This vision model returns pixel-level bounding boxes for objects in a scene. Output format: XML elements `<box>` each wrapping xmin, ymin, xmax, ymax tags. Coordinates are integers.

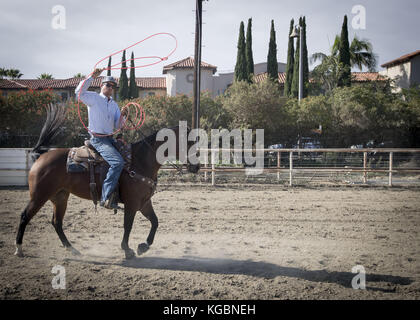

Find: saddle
<box><xmin>66</xmin><ymin>138</ymin><xmax>132</xmax><ymax>209</ymax></box>
<box><xmin>67</xmin><ymin>140</ymin><xmax>104</xmax><ymax>170</ymax></box>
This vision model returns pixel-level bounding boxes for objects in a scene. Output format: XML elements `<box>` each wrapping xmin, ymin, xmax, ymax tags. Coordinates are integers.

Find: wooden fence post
<box><xmin>211</xmin><ymin>151</ymin><xmax>215</xmax><ymax>186</ymax></box>
<box><xmin>363</xmin><ymin>152</ymin><xmax>367</xmax><ymax>184</ymax></box>
<box><xmin>25</xmin><ymin>149</ymin><xmax>30</xmax><ymax>186</ymax></box>
<box><xmin>389</xmin><ymin>152</ymin><xmax>393</xmax><ymax>187</ymax></box>
<box><xmin>289</xmin><ymin>151</ymin><xmax>293</xmax><ymax>186</ymax></box>
<box><xmin>204</xmin><ymin>151</ymin><xmax>207</xmax><ymax>181</ymax></box>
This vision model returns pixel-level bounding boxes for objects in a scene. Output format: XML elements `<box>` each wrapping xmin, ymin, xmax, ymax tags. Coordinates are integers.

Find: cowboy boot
<box><xmin>104</xmin><ymin>191</ymin><xmax>119</xmax><ymax>210</ymax></box>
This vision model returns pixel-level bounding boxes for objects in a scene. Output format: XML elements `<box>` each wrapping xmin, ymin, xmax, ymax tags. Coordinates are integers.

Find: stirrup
<box><xmin>100</xmin><ymin>199</ymin><xmax>118</xmax><ymax>210</ymax></box>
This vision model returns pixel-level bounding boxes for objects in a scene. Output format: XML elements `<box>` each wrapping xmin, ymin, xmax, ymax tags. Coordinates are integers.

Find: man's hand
<box><xmin>92</xmin><ymin>68</ymin><xmax>105</xmax><ymax>79</ymax></box>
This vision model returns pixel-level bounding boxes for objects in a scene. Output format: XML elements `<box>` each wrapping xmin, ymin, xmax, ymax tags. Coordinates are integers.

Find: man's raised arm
<box><xmin>74</xmin><ymin>68</ymin><xmax>104</xmax><ymax>106</ymax></box>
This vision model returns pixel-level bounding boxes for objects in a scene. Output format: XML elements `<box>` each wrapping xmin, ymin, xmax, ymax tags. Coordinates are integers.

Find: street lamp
<box><xmin>290</xmin><ymin>24</ymin><xmax>303</xmax><ymax>101</ymax></box>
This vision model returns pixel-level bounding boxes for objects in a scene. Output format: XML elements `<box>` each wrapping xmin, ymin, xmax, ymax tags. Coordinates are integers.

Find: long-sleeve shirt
<box><xmin>75</xmin><ymin>77</ymin><xmax>121</xmax><ymax>135</ymax></box>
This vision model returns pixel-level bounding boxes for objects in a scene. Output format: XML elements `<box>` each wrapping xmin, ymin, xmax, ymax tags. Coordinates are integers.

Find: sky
<box><xmin>1</xmin><ymin>0</ymin><xmax>419</xmax><ymax>79</ymax></box>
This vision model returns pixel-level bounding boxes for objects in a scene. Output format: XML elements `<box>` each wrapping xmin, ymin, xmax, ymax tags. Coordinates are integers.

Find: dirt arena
<box><xmin>0</xmin><ymin>185</ymin><xmax>419</xmax><ymax>300</ymax></box>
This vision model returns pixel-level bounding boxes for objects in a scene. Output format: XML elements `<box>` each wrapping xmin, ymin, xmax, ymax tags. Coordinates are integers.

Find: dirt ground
<box><xmin>0</xmin><ymin>184</ymin><xmax>419</xmax><ymax>300</ymax></box>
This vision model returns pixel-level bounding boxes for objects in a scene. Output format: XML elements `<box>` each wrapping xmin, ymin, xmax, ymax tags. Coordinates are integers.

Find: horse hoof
<box><xmin>14</xmin><ymin>244</ymin><xmax>24</xmax><ymax>257</ymax></box>
<box><xmin>124</xmin><ymin>249</ymin><xmax>135</xmax><ymax>260</ymax></box>
<box><xmin>137</xmin><ymin>243</ymin><xmax>149</xmax><ymax>256</ymax></box>
<box><xmin>68</xmin><ymin>247</ymin><xmax>81</xmax><ymax>256</ymax></box>
<box><xmin>14</xmin><ymin>249</ymin><xmax>24</xmax><ymax>257</ymax></box>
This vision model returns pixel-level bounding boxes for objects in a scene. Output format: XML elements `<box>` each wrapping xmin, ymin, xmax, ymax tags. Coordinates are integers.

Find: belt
<box><xmin>90</xmin><ymin>132</ymin><xmax>110</xmax><ymax>137</ymax></box>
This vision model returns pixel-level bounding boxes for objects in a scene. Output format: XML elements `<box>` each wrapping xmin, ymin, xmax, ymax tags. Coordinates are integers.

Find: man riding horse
<box><xmin>75</xmin><ymin>68</ymin><xmax>126</xmax><ymax>210</ymax></box>
<box><xmin>14</xmin><ymin>57</ymin><xmax>201</xmax><ymax>258</ymax></box>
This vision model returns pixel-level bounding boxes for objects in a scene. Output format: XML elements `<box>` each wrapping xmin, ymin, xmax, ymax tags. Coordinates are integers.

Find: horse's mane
<box><xmin>132</xmin><ymin>130</ymin><xmax>158</xmax><ymax>149</ymax></box>
<box><xmin>132</xmin><ymin>125</ymin><xmax>181</xmax><ymax>153</ymax></box>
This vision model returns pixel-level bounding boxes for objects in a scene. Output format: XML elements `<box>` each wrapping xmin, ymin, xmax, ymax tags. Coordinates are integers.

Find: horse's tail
<box><xmin>31</xmin><ymin>103</ymin><xmax>67</xmax><ymax>160</ymax></box>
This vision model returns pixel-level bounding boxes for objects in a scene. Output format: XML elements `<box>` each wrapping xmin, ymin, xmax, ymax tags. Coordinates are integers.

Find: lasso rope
<box><xmin>76</xmin><ymin>32</ymin><xmax>177</xmax><ymax>137</ymax></box>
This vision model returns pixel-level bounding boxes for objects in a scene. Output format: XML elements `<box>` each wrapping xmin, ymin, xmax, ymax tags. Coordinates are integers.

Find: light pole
<box><xmin>289</xmin><ymin>24</ymin><xmax>303</xmax><ymax>101</ymax></box>
<box><xmin>192</xmin><ymin>0</ymin><xmax>203</xmax><ymax>131</ymax></box>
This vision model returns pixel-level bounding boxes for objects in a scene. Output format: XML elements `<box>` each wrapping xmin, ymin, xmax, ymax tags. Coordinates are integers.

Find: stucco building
<box><xmin>380</xmin><ymin>50</ymin><xmax>420</xmax><ymax>92</ymax></box>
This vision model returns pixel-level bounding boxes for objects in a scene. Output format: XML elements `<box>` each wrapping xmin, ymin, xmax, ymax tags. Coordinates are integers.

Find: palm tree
<box><xmin>38</xmin><ymin>73</ymin><xmax>54</xmax><ymax>79</ymax></box>
<box><xmin>0</xmin><ymin>68</ymin><xmax>7</xmax><ymax>79</ymax></box>
<box><xmin>311</xmin><ymin>55</ymin><xmax>346</xmax><ymax>92</ymax></box>
<box><xmin>73</xmin><ymin>73</ymin><xmax>85</xmax><ymax>78</ymax></box>
<box><xmin>311</xmin><ymin>35</ymin><xmax>377</xmax><ymax>71</ymax></box>
<box><xmin>348</xmin><ymin>36</ymin><xmax>377</xmax><ymax>71</ymax></box>
<box><xmin>6</xmin><ymin>69</ymin><xmax>23</xmax><ymax>79</ymax></box>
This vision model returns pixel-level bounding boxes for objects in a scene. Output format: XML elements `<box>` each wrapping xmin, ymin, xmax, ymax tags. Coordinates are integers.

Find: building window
<box><xmin>186</xmin><ymin>73</ymin><xmax>194</xmax><ymax>83</ymax></box>
<box><xmin>60</xmin><ymin>92</ymin><xmax>68</xmax><ymax>101</ymax></box>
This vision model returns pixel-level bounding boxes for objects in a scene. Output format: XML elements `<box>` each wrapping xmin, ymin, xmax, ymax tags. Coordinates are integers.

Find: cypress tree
<box><xmin>291</xmin><ymin>17</ymin><xmax>302</xmax><ymax>98</ymax></box>
<box><xmin>107</xmin><ymin>56</ymin><xmax>112</xmax><ymax>76</ymax></box>
<box><xmin>267</xmin><ymin>20</ymin><xmax>278</xmax><ymax>82</ymax></box>
<box><xmin>338</xmin><ymin>15</ymin><xmax>351</xmax><ymax>87</ymax></box>
<box><xmin>301</xmin><ymin>16</ymin><xmax>309</xmax><ymax>97</ymax></box>
<box><xmin>118</xmin><ymin>50</ymin><xmax>129</xmax><ymax>101</ymax></box>
<box><xmin>245</xmin><ymin>18</ymin><xmax>254</xmax><ymax>82</ymax></box>
<box><xmin>284</xmin><ymin>18</ymin><xmax>295</xmax><ymax>97</ymax></box>
<box><xmin>129</xmin><ymin>52</ymin><xmax>139</xmax><ymax>99</ymax></box>
<box><xmin>234</xmin><ymin>21</ymin><xmax>248</xmax><ymax>82</ymax></box>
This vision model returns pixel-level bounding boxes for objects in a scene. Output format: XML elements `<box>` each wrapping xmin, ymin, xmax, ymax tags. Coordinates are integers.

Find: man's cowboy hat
<box><xmin>101</xmin><ymin>76</ymin><xmax>117</xmax><ymax>86</ymax></box>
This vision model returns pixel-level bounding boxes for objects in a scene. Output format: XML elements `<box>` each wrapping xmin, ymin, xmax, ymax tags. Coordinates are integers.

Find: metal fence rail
<box><xmin>196</xmin><ymin>148</ymin><xmax>420</xmax><ymax>187</ymax></box>
<box><xmin>1</xmin><ymin>148</ymin><xmax>420</xmax><ymax>187</ymax></box>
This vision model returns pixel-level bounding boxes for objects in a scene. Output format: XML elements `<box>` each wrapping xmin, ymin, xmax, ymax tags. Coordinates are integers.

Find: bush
<box><xmin>119</xmin><ymin>94</ymin><xmax>192</xmax><ymax>143</ymax></box>
<box><xmin>0</xmin><ymin>89</ymin><xmax>61</xmax><ymax>147</ymax></box>
<box><xmin>1</xmin><ymin>84</ymin><xmax>419</xmax><ymax>149</ymax></box>
<box><xmin>220</xmin><ymin>79</ymin><xmax>291</xmax><ymax>146</ymax></box>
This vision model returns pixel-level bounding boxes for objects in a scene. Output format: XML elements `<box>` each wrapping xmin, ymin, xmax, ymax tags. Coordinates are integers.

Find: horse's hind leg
<box><xmin>15</xmin><ymin>196</ymin><xmax>49</xmax><ymax>257</ymax></box>
<box><xmin>137</xmin><ymin>200</ymin><xmax>158</xmax><ymax>256</ymax></box>
<box><xmin>50</xmin><ymin>190</ymin><xmax>80</xmax><ymax>256</ymax></box>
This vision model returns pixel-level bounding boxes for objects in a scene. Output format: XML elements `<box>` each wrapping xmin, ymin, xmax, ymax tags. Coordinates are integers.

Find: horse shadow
<box><xmin>115</xmin><ymin>255</ymin><xmax>413</xmax><ymax>292</ymax></box>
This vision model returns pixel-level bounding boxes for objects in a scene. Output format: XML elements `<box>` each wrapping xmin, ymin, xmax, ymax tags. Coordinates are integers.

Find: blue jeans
<box><xmin>89</xmin><ymin>136</ymin><xmax>124</xmax><ymax>202</ymax></box>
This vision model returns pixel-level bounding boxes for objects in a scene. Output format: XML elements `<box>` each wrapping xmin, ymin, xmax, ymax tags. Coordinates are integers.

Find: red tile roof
<box><xmin>0</xmin><ymin>79</ymin><xmax>27</xmax><ymax>89</ymax></box>
<box><xmin>0</xmin><ymin>79</ymin><xmax>59</xmax><ymax>89</ymax></box>
<box><xmin>253</xmin><ymin>72</ymin><xmax>385</xmax><ymax>84</ymax></box>
<box><xmin>351</xmin><ymin>72</ymin><xmax>386</xmax><ymax>82</ymax></box>
<box><xmin>135</xmin><ymin>77</ymin><xmax>166</xmax><ymax>89</ymax></box>
<box><xmin>0</xmin><ymin>77</ymin><xmax>166</xmax><ymax>90</ymax></box>
<box><xmin>254</xmin><ymin>72</ymin><xmax>286</xmax><ymax>84</ymax></box>
<box><xmin>163</xmin><ymin>57</ymin><xmax>217</xmax><ymax>74</ymax></box>
<box><xmin>0</xmin><ymin>72</ymin><xmax>385</xmax><ymax>92</ymax></box>
<box><xmin>50</xmin><ymin>78</ymin><xmax>94</xmax><ymax>88</ymax></box>
<box><xmin>381</xmin><ymin>50</ymin><xmax>420</xmax><ymax>68</ymax></box>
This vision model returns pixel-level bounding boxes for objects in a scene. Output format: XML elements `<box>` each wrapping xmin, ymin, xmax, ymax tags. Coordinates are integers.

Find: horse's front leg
<box><xmin>138</xmin><ymin>200</ymin><xmax>158</xmax><ymax>256</ymax></box>
<box><xmin>121</xmin><ymin>205</ymin><xmax>137</xmax><ymax>259</ymax></box>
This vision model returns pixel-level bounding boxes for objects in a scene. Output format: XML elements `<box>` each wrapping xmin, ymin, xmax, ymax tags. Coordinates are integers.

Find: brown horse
<box><xmin>15</xmin><ymin>104</ymin><xmax>199</xmax><ymax>259</ymax></box>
